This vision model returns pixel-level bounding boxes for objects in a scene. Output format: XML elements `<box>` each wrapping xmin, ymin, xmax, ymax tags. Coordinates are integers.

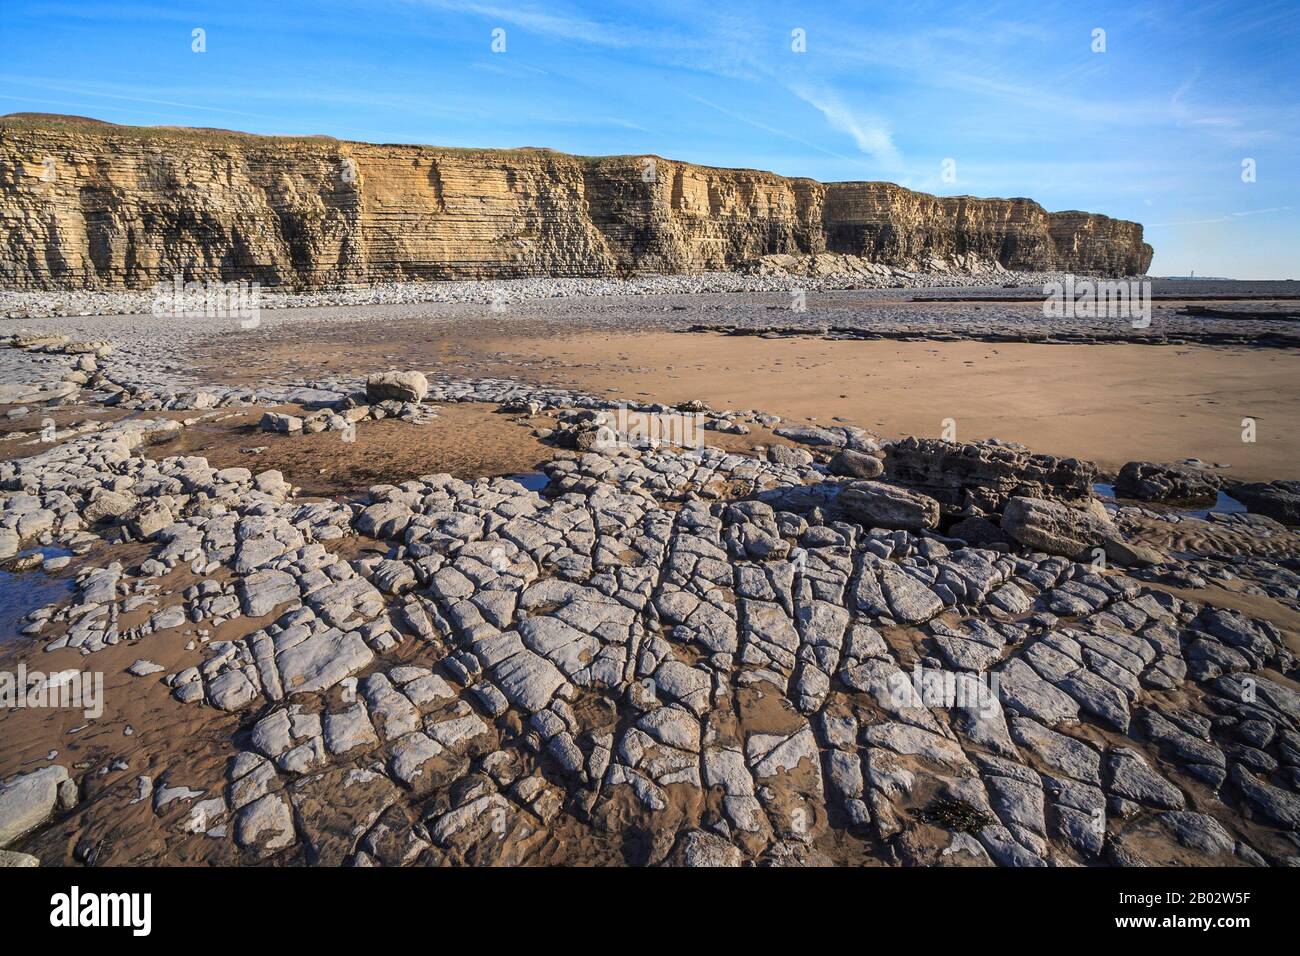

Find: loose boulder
<box><xmin>838</xmin><ymin>481</ymin><xmax>940</xmax><ymax>531</ymax></box>
<box><xmin>830</xmin><ymin>449</ymin><xmax>885</xmax><ymax>479</ymax></box>
<box><xmin>260</xmin><ymin>412</ymin><xmax>302</xmax><ymax>434</ymax></box>
<box><xmin>1115</xmin><ymin>461</ymin><xmax>1219</xmax><ymax>504</ymax></box>
<box><xmin>1001</xmin><ymin>496</ymin><xmax>1116</xmax><ymax>560</ymax></box>
<box><xmin>0</xmin><ymin>766</ymin><xmax>71</xmax><ymax>847</ymax></box>
<box><xmin>665</xmin><ymin>829</ymin><xmax>743</xmax><ymax>867</ymax></box>
<box><xmin>1225</xmin><ymin>481</ymin><xmax>1300</xmax><ymax>525</ymax></box>
<box><xmin>884</xmin><ymin>437</ymin><xmax>1095</xmax><ymax>516</ymax></box>
<box><xmin>1002</xmin><ymin>496</ymin><xmax>1164</xmax><ymax>566</ymax></box>
<box><xmin>366</xmin><ymin>371</ymin><xmax>428</xmax><ymax>404</ymax></box>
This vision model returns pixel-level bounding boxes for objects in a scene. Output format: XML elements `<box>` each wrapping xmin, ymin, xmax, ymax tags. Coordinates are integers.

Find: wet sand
<box><xmin>4</xmin><ymin>292</ymin><xmax>1298</xmax><ymax>868</ymax></box>
<box><xmin>197</xmin><ymin>320</ymin><xmax>1300</xmax><ymax>482</ymax></box>
<box><xmin>473</xmin><ymin>333</ymin><xmax>1297</xmax><ymax>479</ymax></box>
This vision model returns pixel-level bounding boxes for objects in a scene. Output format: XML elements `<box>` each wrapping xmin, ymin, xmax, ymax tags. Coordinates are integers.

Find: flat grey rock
<box><xmin>0</xmin><ymin>766</ymin><xmax>69</xmax><ymax>847</ymax></box>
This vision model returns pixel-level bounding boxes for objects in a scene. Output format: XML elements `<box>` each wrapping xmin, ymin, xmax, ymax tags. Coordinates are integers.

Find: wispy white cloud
<box><xmin>677</xmin><ymin>91</ymin><xmax>875</xmax><ymax>172</ymax></box>
<box><xmin>405</xmin><ymin>0</ymin><xmax>631</xmax><ymax>47</ymax></box>
<box><xmin>1169</xmin><ymin>72</ymin><xmax>1245</xmax><ymax>134</ymax></box>
<box><xmin>1146</xmin><ymin>206</ymin><xmax>1292</xmax><ymax>227</ymax></box>
<box><xmin>788</xmin><ymin>84</ymin><xmax>902</xmax><ymax>170</ymax></box>
<box><xmin>0</xmin><ymin>74</ymin><xmax>278</xmax><ymax>121</ymax></box>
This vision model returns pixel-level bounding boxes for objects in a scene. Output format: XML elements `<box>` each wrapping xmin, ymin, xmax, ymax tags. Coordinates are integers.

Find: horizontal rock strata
<box><xmin>884</xmin><ymin>437</ymin><xmax>1096</xmax><ymax>518</ymax></box>
<box><xmin>0</xmin><ymin>114</ymin><xmax>1152</xmax><ymax>290</ymax></box>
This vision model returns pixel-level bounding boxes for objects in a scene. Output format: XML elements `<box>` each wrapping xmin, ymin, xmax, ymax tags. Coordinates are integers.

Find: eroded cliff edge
<box><xmin>0</xmin><ymin>114</ymin><xmax>1153</xmax><ymax>290</ymax></box>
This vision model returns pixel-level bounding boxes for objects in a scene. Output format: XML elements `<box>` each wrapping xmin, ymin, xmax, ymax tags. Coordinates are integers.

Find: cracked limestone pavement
<box><xmin>1</xmin><ymin>329</ymin><xmax>1298</xmax><ymax>868</ymax></box>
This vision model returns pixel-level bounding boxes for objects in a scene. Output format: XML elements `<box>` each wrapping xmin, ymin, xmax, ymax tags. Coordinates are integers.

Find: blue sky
<box><xmin>2</xmin><ymin>1</ymin><xmax>1297</xmax><ymax>277</ymax></box>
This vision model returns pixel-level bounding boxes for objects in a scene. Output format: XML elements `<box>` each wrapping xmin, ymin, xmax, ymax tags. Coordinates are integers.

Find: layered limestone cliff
<box><xmin>0</xmin><ymin>114</ymin><xmax>1152</xmax><ymax>290</ymax></box>
<box><xmin>823</xmin><ymin>183</ymin><xmax>1151</xmax><ymax>276</ymax></box>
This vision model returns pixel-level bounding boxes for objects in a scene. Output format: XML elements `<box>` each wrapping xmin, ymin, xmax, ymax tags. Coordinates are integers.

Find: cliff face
<box><xmin>822</xmin><ymin>183</ymin><xmax>1151</xmax><ymax>276</ymax></box>
<box><xmin>0</xmin><ymin>115</ymin><xmax>1152</xmax><ymax>290</ymax></box>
